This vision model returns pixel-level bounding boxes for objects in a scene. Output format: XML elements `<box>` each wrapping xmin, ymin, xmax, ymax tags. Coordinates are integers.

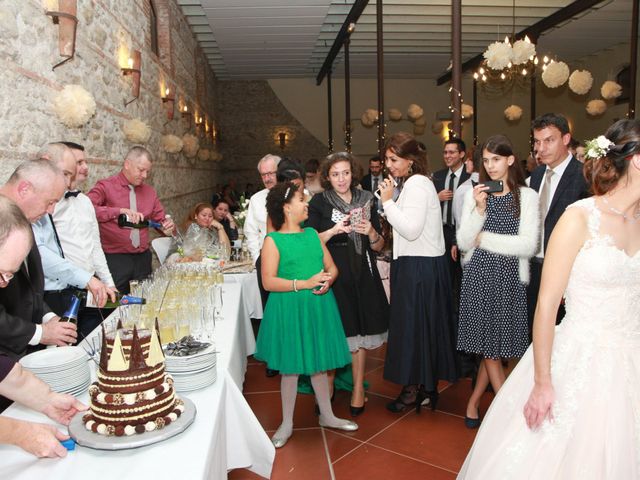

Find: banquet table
<box><xmin>0</xmin><ymin>283</ymin><xmax>275</xmax><ymax>480</ymax></box>
<box><xmin>223</xmin><ymin>270</ymin><xmax>263</xmax><ymax>320</ymax></box>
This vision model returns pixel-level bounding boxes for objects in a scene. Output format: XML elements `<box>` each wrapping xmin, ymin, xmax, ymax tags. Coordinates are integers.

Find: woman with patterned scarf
<box><xmin>307</xmin><ymin>152</ymin><xmax>389</xmax><ymax>416</ymax></box>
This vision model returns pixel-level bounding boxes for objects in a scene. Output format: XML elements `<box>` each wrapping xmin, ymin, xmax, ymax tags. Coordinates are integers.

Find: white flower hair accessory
<box><xmin>584</xmin><ymin>135</ymin><xmax>614</xmax><ymax>160</ymax></box>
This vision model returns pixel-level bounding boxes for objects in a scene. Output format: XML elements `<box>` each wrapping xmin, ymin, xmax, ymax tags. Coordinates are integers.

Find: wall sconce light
<box><xmin>45</xmin><ymin>0</ymin><xmax>78</xmax><ymax>70</ymax></box>
<box><xmin>278</xmin><ymin>131</ymin><xmax>288</xmax><ymax>150</ymax></box>
<box><xmin>122</xmin><ymin>50</ymin><xmax>141</xmax><ymax>107</ymax></box>
<box><xmin>161</xmin><ymin>85</ymin><xmax>175</xmax><ymax>121</ymax></box>
<box><xmin>181</xmin><ymin>103</ymin><xmax>191</xmax><ymax>128</ymax></box>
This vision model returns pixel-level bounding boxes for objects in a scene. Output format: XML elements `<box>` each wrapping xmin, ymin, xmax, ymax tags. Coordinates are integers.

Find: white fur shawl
<box><xmin>457</xmin><ymin>186</ymin><xmax>540</xmax><ymax>284</ymax></box>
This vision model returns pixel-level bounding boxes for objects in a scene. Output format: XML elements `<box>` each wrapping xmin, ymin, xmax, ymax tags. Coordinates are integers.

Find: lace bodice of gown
<box><xmin>562</xmin><ymin>198</ymin><xmax>640</xmax><ymax>344</ymax></box>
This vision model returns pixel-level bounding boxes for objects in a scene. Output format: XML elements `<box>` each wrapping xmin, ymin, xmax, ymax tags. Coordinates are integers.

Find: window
<box><xmin>150</xmin><ymin>0</ymin><xmax>159</xmax><ymax>57</ymax></box>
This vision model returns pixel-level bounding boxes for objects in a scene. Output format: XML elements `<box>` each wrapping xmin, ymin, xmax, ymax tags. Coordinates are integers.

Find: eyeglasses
<box><xmin>0</xmin><ymin>272</ymin><xmax>14</xmax><ymax>283</ymax></box>
<box><xmin>260</xmin><ymin>171</ymin><xmax>277</xmax><ymax>178</ymax></box>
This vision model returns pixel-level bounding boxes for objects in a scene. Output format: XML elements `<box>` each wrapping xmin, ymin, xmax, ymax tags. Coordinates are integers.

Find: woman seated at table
<box><xmin>167</xmin><ymin>202</ymin><xmax>230</xmax><ymax>263</ymax></box>
<box><xmin>254</xmin><ymin>182</ymin><xmax>357</xmax><ymax>448</ymax></box>
<box><xmin>212</xmin><ymin>199</ymin><xmax>239</xmax><ymax>242</ymax></box>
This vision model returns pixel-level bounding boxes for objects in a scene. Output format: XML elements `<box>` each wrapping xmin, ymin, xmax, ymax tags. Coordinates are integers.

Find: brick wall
<box><xmin>0</xmin><ymin>0</ymin><xmax>220</xmax><ymax>224</ymax></box>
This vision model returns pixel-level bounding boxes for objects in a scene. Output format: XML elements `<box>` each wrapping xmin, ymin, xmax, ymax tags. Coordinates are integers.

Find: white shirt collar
<box><xmin>546</xmin><ymin>152</ymin><xmax>572</xmax><ymax>177</ymax></box>
<box><xmin>449</xmin><ymin>163</ymin><xmax>464</xmax><ymax>178</ymax></box>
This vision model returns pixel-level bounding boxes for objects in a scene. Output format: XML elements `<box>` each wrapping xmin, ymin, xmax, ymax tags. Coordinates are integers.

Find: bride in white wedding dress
<box><xmin>458</xmin><ymin>118</ymin><xmax>640</xmax><ymax>479</ymax></box>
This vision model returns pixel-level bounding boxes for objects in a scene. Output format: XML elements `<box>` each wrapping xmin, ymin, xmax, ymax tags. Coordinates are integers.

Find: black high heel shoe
<box><xmin>424</xmin><ymin>390</ymin><xmax>439</xmax><ymax>412</ymax></box>
<box><xmin>386</xmin><ymin>385</ymin><xmax>423</xmax><ymax>413</ymax></box>
<box><xmin>350</xmin><ymin>404</ymin><xmax>365</xmax><ymax>417</ymax></box>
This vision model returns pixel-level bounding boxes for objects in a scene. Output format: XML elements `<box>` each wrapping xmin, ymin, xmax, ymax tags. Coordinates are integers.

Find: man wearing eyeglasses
<box><xmin>0</xmin><ymin>159</ymin><xmax>75</xmax><ymax>359</ymax></box>
<box><xmin>244</xmin><ymin>153</ymin><xmax>281</xmax><ymax>377</ymax></box>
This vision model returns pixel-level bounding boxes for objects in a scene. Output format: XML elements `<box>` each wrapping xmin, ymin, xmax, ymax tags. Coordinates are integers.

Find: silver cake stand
<box><xmin>68</xmin><ymin>397</ymin><xmax>196</xmax><ymax>450</ymax></box>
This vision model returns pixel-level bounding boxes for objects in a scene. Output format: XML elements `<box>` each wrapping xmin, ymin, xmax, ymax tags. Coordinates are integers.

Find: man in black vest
<box><xmin>528</xmin><ymin>113</ymin><xmax>589</xmax><ymax>327</ymax></box>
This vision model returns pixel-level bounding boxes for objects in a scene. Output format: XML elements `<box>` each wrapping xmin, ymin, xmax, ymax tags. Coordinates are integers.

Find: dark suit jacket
<box><xmin>529</xmin><ymin>157</ymin><xmax>590</xmax><ymax>253</ymax></box>
<box><xmin>360</xmin><ymin>173</ymin><xmax>382</xmax><ymax>192</ymax></box>
<box><xmin>0</xmin><ymin>243</ymin><xmax>50</xmax><ymax>359</ymax></box>
<box><xmin>432</xmin><ymin>167</ymin><xmax>471</xmax><ymax>197</ymax></box>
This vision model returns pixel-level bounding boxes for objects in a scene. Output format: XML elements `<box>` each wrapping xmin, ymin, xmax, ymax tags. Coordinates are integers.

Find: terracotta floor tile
<box><xmin>364</xmin><ymin>365</ymin><xmax>403</xmax><ymax>399</ymax></box>
<box><xmin>332</xmin><ymin>443</ymin><xmax>456</xmax><ymax>480</ymax></box>
<box><xmin>269</xmin><ymin>429</ymin><xmax>332</xmax><ymax>479</ymax></box>
<box><xmin>245</xmin><ymin>391</ymin><xmax>320</xmax><ymax>432</ymax></box>
<box><xmin>228</xmin><ymin>468</ymin><xmax>264</xmax><ymax>479</ymax></box>
<box><xmin>326</xmin><ymin>393</ymin><xmax>411</xmax><ymax>443</ymax></box>
<box><xmin>242</xmin><ymin>363</ymin><xmax>282</xmax><ymax>393</ymax></box>
<box><xmin>368</xmin><ymin>344</ymin><xmax>387</xmax><ymax>361</ymax></box>
<box><xmin>364</xmin><ymin>355</ymin><xmax>385</xmax><ymax>374</ymax></box>
<box><xmin>437</xmin><ymin>378</ymin><xmax>495</xmax><ymax>418</ymax></box>
<box><xmin>368</xmin><ymin>410</ymin><xmax>477</xmax><ymax>472</ymax></box>
<box><xmin>323</xmin><ymin>430</ymin><xmax>364</xmax><ymax>462</ymax></box>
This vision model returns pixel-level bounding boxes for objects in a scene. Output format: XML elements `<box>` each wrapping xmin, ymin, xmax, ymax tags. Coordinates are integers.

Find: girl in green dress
<box><xmin>255</xmin><ymin>182</ymin><xmax>357</xmax><ymax>448</ymax></box>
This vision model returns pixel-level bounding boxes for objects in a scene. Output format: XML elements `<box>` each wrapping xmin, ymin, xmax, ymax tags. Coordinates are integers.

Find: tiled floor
<box><xmin>229</xmin><ymin>346</ymin><xmax>495</xmax><ymax>480</ymax></box>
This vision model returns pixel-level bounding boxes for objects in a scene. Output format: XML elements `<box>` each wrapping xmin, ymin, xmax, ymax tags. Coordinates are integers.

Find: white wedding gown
<box><xmin>458</xmin><ymin>198</ymin><xmax>640</xmax><ymax>479</ymax></box>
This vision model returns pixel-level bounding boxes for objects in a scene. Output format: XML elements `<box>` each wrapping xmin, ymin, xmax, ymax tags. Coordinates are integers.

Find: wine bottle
<box><xmin>103</xmin><ymin>293</ymin><xmax>147</xmax><ymax>309</ymax></box>
<box><xmin>61</xmin><ymin>295</ymin><xmax>81</xmax><ymax>325</ymax></box>
<box><xmin>117</xmin><ymin>214</ymin><xmax>162</xmax><ymax>229</ymax></box>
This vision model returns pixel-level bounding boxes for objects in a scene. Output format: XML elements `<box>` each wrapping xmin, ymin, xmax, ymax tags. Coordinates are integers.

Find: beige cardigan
<box><xmin>456</xmin><ymin>186</ymin><xmax>540</xmax><ymax>284</ymax></box>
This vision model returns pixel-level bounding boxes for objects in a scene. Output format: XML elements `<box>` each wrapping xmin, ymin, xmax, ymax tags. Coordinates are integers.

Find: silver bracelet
<box><xmin>293</xmin><ymin>279</ymin><xmax>298</xmax><ymax>292</ymax></box>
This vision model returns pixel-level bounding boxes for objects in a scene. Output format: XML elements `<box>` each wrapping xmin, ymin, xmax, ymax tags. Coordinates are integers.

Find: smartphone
<box><xmin>374</xmin><ymin>176</ymin><xmax>398</xmax><ymax>200</ymax></box>
<box><xmin>472</xmin><ymin>180</ymin><xmax>503</xmax><ymax>193</ymax></box>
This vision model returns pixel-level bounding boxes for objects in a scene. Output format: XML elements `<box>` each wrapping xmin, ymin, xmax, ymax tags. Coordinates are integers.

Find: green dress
<box><xmin>254</xmin><ymin>228</ymin><xmax>351</xmax><ymax>375</ymax></box>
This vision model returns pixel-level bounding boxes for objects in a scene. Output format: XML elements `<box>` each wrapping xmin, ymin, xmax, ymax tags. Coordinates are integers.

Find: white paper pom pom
<box><xmin>198</xmin><ymin>148</ymin><xmax>210</xmax><ymax>161</ymax></box>
<box><xmin>360</xmin><ymin>112</ymin><xmax>374</xmax><ymax>128</ymax></box>
<box><xmin>182</xmin><ymin>133</ymin><xmax>199</xmax><ymax>158</ymax></box>
<box><xmin>504</xmin><ymin>105</ymin><xmax>523</xmax><ymax>121</ymax></box>
<box><xmin>52</xmin><ymin>84</ymin><xmax>96</xmax><ymax>128</ymax></box>
<box><xmin>542</xmin><ymin>61</ymin><xmax>570</xmax><ymax>88</ymax></box>
<box><xmin>511</xmin><ymin>39</ymin><xmax>536</xmax><ymax>65</ymax></box>
<box><xmin>586</xmin><ymin>99</ymin><xmax>607</xmax><ymax>116</ymax></box>
<box><xmin>600</xmin><ymin>80</ymin><xmax>622</xmax><ymax>100</ymax></box>
<box><xmin>388</xmin><ymin>108</ymin><xmax>402</xmax><ymax>121</ymax></box>
<box><xmin>407</xmin><ymin>104</ymin><xmax>424</xmax><ymax>121</ymax></box>
<box><xmin>431</xmin><ymin>121</ymin><xmax>444</xmax><ymax>135</ymax></box>
<box><xmin>123</xmin><ymin>119</ymin><xmax>151</xmax><ymax>144</ymax></box>
<box><xmin>483</xmin><ymin>41</ymin><xmax>513</xmax><ymax>70</ymax></box>
<box><xmin>365</xmin><ymin>108</ymin><xmax>378</xmax><ymax>123</ymax></box>
<box><xmin>568</xmin><ymin>70</ymin><xmax>594</xmax><ymax>95</ymax></box>
<box><xmin>413</xmin><ymin>125</ymin><xmax>426</xmax><ymax>136</ymax></box>
<box><xmin>414</xmin><ymin>116</ymin><xmax>426</xmax><ymax>127</ymax></box>
<box><xmin>161</xmin><ymin>134</ymin><xmax>183</xmax><ymax>153</ymax></box>
<box><xmin>461</xmin><ymin>103</ymin><xmax>474</xmax><ymax>119</ymax></box>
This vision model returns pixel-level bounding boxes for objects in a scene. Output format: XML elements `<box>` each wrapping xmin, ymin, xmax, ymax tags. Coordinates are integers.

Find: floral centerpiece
<box><xmin>233</xmin><ymin>195</ymin><xmax>250</xmax><ymax>234</ymax></box>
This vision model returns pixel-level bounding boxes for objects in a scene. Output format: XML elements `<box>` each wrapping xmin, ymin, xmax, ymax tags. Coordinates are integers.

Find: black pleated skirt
<box><xmin>383</xmin><ymin>255</ymin><xmax>459</xmax><ymax>389</ymax></box>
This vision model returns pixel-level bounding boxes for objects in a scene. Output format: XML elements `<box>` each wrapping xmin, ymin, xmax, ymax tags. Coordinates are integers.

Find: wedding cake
<box><xmin>83</xmin><ymin>321</ymin><xmax>184</xmax><ymax>436</ymax></box>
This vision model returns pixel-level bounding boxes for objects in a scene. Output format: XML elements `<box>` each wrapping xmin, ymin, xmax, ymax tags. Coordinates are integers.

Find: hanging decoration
<box><xmin>568</xmin><ymin>70</ymin><xmax>594</xmax><ymax>95</ymax></box>
<box><xmin>601</xmin><ymin>80</ymin><xmax>622</xmax><ymax>100</ymax></box>
<box><xmin>586</xmin><ymin>99</ymin><xmax>607</xmax><ymax>116</ymax></box>
<box><xmin>52</xmin><ymin>84</ymin><xmax>96</xmax><ymax>128</ymax></box>
<box><xmin>123</xmin><ymin>119</ymin><xmax>151</xmax><ymax>144</ymax></box>
<box><xmin>182</xmin><ymin>133</ymin><xmax>199</xmax><ymax>158</ymax></box>
<box><xmin>160</xmin><ymin>134</ymin><xmax>183</xmax><ymax>153</ymax></box>
<box><xmin>504</xmin><ymin>104</ymin><xmax>523</xmax><ymax>121</ymax></box>
<box><xmin>388</xmin><ymin>108</ymin><xmax>403</xmax><ymax>121</ymax></box>
<box><xmin>407</xmin><ymin>104</ymin><xmax>424</xmax><ymax>121</ymax></box>
<box><xmin>197</xmin><ymin>148</ymin><xmax>210</xmax><ymax>161</ymax></box>
<box><xmin>431</xmin><ymin>121</ymin><xmax>444</xmax><ymax>135</ymax></box>
<box><xmin>461</xmin><ymin>103</ymin><xmax>474</xmax><ymax>119</ymax></box>
<box><xmin>541</xmin><ymin>61</ymin><xmax>570</xmax><ymax>88</ymax></box>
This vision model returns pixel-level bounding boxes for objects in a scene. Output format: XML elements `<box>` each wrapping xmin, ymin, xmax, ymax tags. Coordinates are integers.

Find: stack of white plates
<box><xmin>165</xmin><ymin>346</ymin><xmax>217</xmax><ymax>392</ymax></box>
<box><xmin>20</xmin><ymin>347</ymin><xmax>91</xmax><ymax>396</ymax></box>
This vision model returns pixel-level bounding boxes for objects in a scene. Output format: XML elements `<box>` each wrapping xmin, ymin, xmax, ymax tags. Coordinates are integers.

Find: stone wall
<box><xmin>0</xmin><ymin>0</ymin><xmax>220</xmax><ymax>224</ymax></box>
<box><xmin>215</xmin><ymin>80</ymin><xmax>327</xmax><ymax>187</ymax></box>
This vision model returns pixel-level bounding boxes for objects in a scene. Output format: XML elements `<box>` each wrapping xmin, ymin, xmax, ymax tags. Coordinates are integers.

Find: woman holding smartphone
<box><xmin>378</xmin><ymin>132</ymin><xmax>458</xmax><ymax>413</ymax></box>
<box><xmin>307</xmin><ymin>152</ymin><xmax>389</xmax><ymax>416</ymax></box>
<box><xmin>456</xmin><ymin>134</ymin><xmax>539</xmax><ymax>428</ymax></box>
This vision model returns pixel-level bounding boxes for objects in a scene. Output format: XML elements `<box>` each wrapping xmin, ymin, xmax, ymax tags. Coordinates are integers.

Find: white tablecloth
<box><xmin>224</xmin><ymin>271</ymin><xmax>263</xmax><ymax>320</ymax></box>
<box><xmin>0</xmin><ymin>283</ymin><xmax>274</xmax><ymax>480</ymax></box>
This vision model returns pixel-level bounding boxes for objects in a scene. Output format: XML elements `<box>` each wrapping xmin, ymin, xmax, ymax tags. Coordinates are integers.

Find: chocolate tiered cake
<box><xmin>83</xmin><ymin>321</ymin><xmax>184</xmax><ymax>436</ymax></box>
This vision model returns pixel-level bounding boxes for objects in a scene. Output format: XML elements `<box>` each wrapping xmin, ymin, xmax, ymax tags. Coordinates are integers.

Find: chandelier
<box><xmin>472</xmin><ymin>1</ymin><xmax>551</xmax><ymax>84</ymax></box>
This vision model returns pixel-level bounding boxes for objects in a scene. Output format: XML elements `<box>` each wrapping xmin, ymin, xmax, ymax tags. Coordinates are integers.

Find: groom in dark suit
<box><xmin>528</xmin><ymin>113</ymin><xmax>589</xmax><ymax>327</ymax></box>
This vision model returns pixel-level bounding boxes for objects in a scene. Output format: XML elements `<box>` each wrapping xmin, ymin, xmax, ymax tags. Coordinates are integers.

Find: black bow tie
<box><xmin>65</xmin><ymin>190</ymin><xmax>81</xmax><ymax>198</ymax></box>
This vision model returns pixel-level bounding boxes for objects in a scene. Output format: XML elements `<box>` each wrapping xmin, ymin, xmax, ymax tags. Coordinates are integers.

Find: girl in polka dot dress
<box><xmin>456</xmin><ymin>135</ymin><xmax>540</xmax><ymax>429</ymax></box>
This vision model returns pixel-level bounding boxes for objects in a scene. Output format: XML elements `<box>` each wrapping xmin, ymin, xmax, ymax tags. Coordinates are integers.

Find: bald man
<box><xmin>0</xmin><ymin>160</ymin><xmax>75</xmax><ymax>358</ymax></box>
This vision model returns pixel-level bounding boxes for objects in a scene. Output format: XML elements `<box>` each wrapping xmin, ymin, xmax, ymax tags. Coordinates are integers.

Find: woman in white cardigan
<box><xmin>456</xmin><ymin>134</ymin><xmax>539</xmax><ymax>429</ymax></box>
<box><xmin>378</xmin><ymin>132</ymin><xmax>458</xmax><ymax>413</ymax></box>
